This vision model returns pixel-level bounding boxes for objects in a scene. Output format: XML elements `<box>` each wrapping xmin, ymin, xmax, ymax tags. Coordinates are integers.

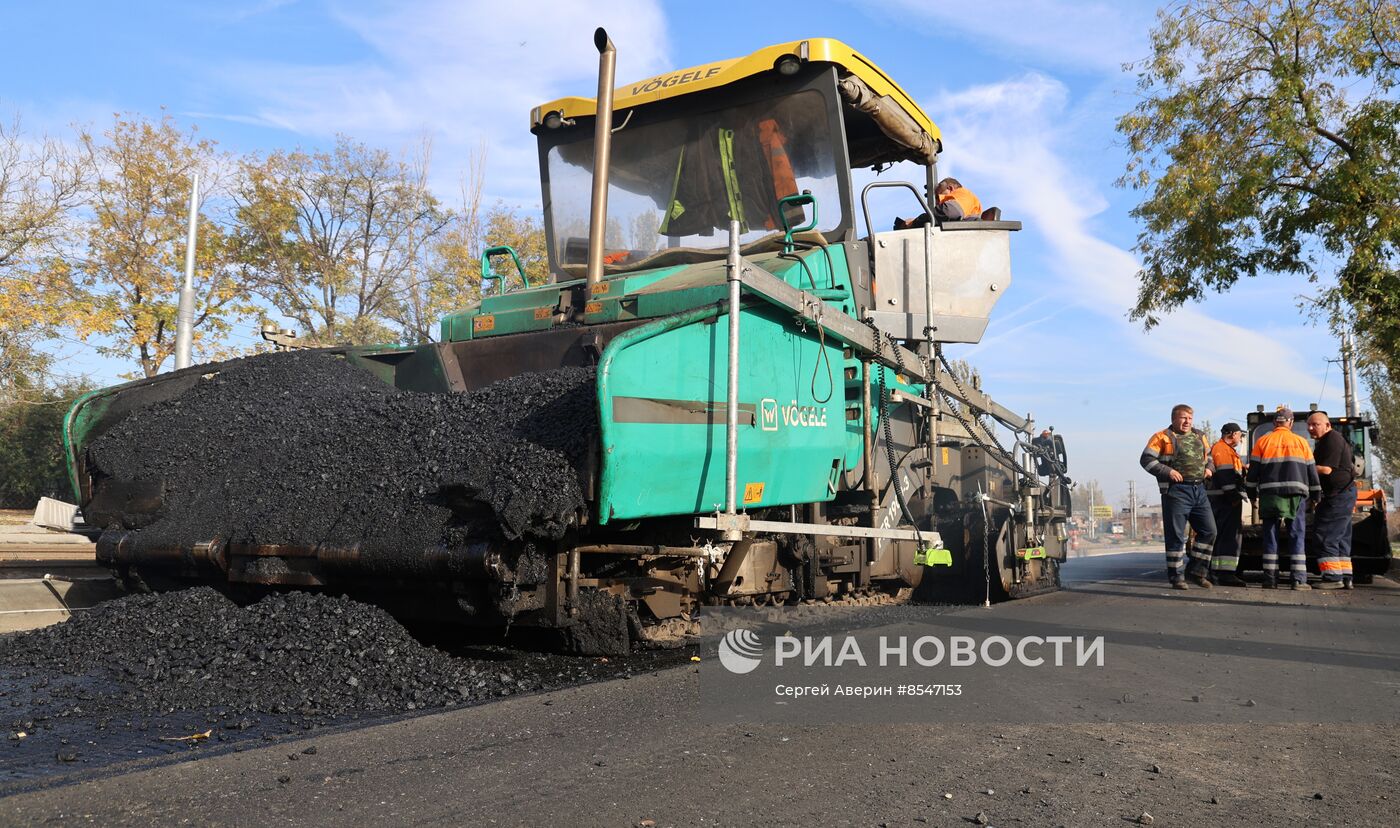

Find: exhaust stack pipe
<box><xmin>586</xmin><ymin>28</ymin><xmax>617</xmax><ymax>288</ymax></box>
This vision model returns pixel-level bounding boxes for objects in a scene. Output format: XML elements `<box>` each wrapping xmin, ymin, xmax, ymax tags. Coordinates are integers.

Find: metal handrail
<box><xmin>480</xmin><ymin>245</ymin><xmax>530</xmax><ymax>295</ymax></box>
<box><xmin>858</xmin><ymin>180</ymin><xmax>932</xmax><ymax>239</ymax></box>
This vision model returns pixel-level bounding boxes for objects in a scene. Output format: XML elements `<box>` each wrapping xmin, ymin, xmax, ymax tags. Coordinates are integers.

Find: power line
<box><xmin>1</xmin><ymin>392</ymin><xmax>88</xmax><ymax>407</ymax></box>
<box><xmin>1316</xmin><ymin>358</ymin><xmax>1332</xmax><ymax>404</ymax></box>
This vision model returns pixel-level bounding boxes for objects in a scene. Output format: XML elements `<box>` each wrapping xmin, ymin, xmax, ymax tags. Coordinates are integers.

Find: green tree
<box><xmin>0</xmin><ymin>335</ymin><xmax>52</xmax><ymax>408</ymax></box>
<box><xmin>402</xmin><ymin>197</ymin><xmax>549</xmax><ymax>343</ymax></box>
<box><xmin>1361</xmin><ymin>358</ymin><xmax>1400</xmax><ymax>485</ymax></box>
<box><xmin>40</xmin><ymin>113</ymin><xmax>254</xmax><ymax>378</ymax></box>
<box><xmin>0</xmin><ymin>115</ymin><xmax>87</xmax><ymax>276</ymax></box>
<box><xmin>1118</xmin><ymin>1</ymin><xmax>1400</xmax><ymax>361</ymax></box>
<box><xmin>1070</xmin><ymin>479</ymin><xmax>1107</xmax><ymax>515</ymax></box>
<box><xmin>235</xmin><ymin>135</ymin><xmax>450</xmax><ymax>346</ymax></box>
<box><xmin>0</xmin><ymin>115</ymin><xmax>88</xmax><ymax>380</ymax></box>
<box><xmin>396</xmin><ymin>145</ymin><xmax>486</xmax><ymax>343</ymax></box>
<box><xmin>0</xmin><ymin>371</ymin><xmax>94</xmax><ymax>508</ymax></box>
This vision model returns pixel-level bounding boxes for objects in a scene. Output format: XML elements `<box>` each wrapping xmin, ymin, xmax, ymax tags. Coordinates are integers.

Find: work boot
<box><xmin>1343</xmin><ymin>578</ymin><xmax>1354</xmax><ymax>590</ymax></box>
<box><xmin>1262</xmin><ymin>575</ymin><xmax>1278</xmax><ymax>589</ymax></box>
<box><xmin>1187</xmin><ymin>573</ymin><xmax>1213</xmax><ymax>589</ymax></box>
<box><xmin>1170</xmin><ymin>580</ymin><xmax>1188</xmax><ymax>591</ymax></box>
<box><xmin>1292</xmin><ymin>580</ymin><xmax>1312</xmax><ymax>591</ymax></box>
<box><xmin>1315</xmin><ymin>580</ymin><xmax>1344</xmax><ymax>590</ymax></box>
<box><xmin>1214</xmin><ymin>573</ymin><xmax>1247</xmax><ymax>587</ymax></box>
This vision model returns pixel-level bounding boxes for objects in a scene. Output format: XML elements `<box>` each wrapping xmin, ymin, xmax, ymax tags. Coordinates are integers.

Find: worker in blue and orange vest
<box><xmin>1140</xmin><ymin>403</ymin><xmax>1217</xmax><ymax>590</ymax></box>
<box><xmin>1205</xmin><ymin>422</ymin><xmax>1249</xmax><ymax>586</ymax></box>
<box><xmin>1245</xmin><ymin>407</ymin><xmax>1322</xmax><ymax>589</ymax></box>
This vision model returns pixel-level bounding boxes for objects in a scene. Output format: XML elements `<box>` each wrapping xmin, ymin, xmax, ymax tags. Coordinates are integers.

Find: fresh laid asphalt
<box><xmin>2</xmin><ymin>551</ymin><xmax>1398</xmax><ymax>826</ymax></box>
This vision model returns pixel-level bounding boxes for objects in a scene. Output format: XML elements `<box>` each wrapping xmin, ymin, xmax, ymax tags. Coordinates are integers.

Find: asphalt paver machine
<box><xmin>65</xmin><ymin>33</ymin><xmax>1073</xmax><ymax>650</ymax></box>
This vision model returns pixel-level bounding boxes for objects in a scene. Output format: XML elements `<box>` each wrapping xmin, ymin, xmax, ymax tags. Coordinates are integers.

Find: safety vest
<box><xmin>758</xmin><ymin>119</ymin><xmax>798</xmax><ymax>231</ymax></box>
<box><xmin>937</xmin><ymin>186</ymin><xmax>982</xmax><ymax>220</ymax></box>
<box><xmin>1205</xmin><ymin>439</ymin><xmax>1244</xmax><ymax>498</ymax></box>
<box><xmin>1140</xmin><ymin>427</ymin><xmax>1210</xmax><ymax>492</ymax></box>
<box><xmin>1245</xmin><ymin>426</ymin><xmax>1321</xmax><ymax>499</ymax></box>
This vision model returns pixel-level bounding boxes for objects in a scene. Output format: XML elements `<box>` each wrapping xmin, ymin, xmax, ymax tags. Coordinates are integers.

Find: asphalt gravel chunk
<box><xmin>87</xmin><ymin>350</ymin><xmax>597</xmax><ymax>553</ymax></box>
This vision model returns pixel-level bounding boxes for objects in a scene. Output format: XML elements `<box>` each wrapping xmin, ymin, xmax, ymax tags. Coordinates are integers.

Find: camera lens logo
<box><xmin>718</xmin><ymin>628</ymin><xmax>765</xmax><ymax>674</ymax></box>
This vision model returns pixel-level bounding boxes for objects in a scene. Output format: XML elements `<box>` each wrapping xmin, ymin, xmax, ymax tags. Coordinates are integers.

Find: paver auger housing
<box><xmin>64</xmin><ymin>34</ymin><xmax>1072</xmax><ymax>651</ymax></box>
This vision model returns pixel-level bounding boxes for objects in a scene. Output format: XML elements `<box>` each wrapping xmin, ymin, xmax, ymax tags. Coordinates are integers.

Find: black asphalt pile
<box><xmin>87</xmin><ymin>351</ymin><xmax>596</xmax><ymax>553</ymax></box>
<box><xmin>0</xmin><ymin>588</ymin><xmax>535</xmax><ymax>720</ymax></box>
<box><xmin>0</xmin><ymin>588</ymin><xmax>688</xmax><ymax>784</ymax></box>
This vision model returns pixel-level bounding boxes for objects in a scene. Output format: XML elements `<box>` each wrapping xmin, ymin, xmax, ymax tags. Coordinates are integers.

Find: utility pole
<box><xmin>1089</xmin><ymin>486</ymin><xmax>1096</xmax><ymax>540</ymax></box>
<box><xmin>174</xmin><ymin>174</ymin><xmax>199</xmax><ymax>371</ymax></box>
<box><xmin>1127</xmin><ymin>480</ymin><xmax>1138</xmax><ymax>540</ymax></box>
<box><xmin>1342</xmin><ymin>332</ymin><xmax>1359</xmax><ymax>418</ymax></box>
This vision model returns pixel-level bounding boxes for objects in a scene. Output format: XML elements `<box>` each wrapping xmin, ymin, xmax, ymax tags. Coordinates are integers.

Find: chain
<box><xmin>811</xmin><ymin>301</ymin><xmax>833</xmax><ymax>404</ymax></box>
<box><xmin>935</xmin><ymin>370</ymin><xmax>1018</xmax><ymax>484</ymax></box>
<box><xmin>866</xmin><ymin>320</ymin><xmax>1015</xmax><ymax>601</ymax></box>
<box><xmin>867</xmin><ymin>322</ymin><xmax>924</xmax><ymax>551</ymax></box>
<box><xmin>981</xmin><ymin>493</ymin><xmax>992</xmax><ymax>607</ymax></box>
<box><xmin>935</xmin><ymin>348</ymin><xmax>1014</xmax><ymax>462</ymax></box>
<box><xmin>915</xmin><ymin>342</ymin><xmax>1004</xmax><ymax>604</ymax></box>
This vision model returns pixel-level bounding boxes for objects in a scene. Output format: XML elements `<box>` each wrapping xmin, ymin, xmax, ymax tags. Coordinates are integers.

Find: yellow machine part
<box><xmin>531</xmin><ymin>37</ymin><xmax>940</xmax><ymax>141</ymax></box>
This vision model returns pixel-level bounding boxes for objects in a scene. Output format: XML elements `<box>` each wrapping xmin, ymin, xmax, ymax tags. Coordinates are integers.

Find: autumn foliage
<box><xmin>1</xmin><ymin>114</ymin><xmax>545</xmax><ymax>379</ymax></box>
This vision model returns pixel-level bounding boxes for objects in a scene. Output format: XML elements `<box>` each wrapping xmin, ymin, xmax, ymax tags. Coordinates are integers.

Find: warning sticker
<box><xmin>533</xmin><ymin>307</ymin><xmax>552</xmax><ymax>320</ymax></box>
<box><xmin>473</xmin><ymin>315</ymin><xmax>496</xmax><ymax>332</ymax></box>
<box><xmin>743</xmin><ymin>482</ymin><xmax>765</xmax><ymax>504</ymax></box>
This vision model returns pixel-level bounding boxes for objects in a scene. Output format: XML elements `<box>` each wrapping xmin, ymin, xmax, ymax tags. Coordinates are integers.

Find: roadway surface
<box><xmin>3</xmin><ymin>551</ymin><xmax>1399</xmax><ymax>826</ymax></box>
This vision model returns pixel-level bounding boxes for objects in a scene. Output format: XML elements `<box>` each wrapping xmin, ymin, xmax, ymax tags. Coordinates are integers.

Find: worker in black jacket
<box><xmin>1306</xmin><ymin>411</ymin><xmax>1356</xmax><ymax>589</ymax></box>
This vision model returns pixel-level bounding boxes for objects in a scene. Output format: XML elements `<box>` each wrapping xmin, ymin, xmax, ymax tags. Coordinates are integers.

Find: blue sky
<box><xmin>2</xmin><ymin>0</ymin><xmax>1358</xmax><ymax>507</ymax></box>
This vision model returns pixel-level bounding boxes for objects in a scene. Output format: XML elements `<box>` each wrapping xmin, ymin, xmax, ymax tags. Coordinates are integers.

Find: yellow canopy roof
<box><xmin>531</xmin><ymin>37</ymin><xmax>940</xmax><ymax>142</ymax></box>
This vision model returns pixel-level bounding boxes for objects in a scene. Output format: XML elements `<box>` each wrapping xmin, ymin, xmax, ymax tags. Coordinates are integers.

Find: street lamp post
<box><xmin>173</xmin><ymin>174</ymin><xmax>199</xmax><ymax>371</ymax></box>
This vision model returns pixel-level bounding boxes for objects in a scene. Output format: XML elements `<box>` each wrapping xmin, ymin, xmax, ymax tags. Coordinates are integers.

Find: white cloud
<box><xmin>218</xmin><ymin>0</ymin><xmax>301</xmax><ymax>22</ymax></box>
<box><xmin>213</xmin><ymin>0</ymin><xmax>671</xmax><ymax>203</ymax></box>
<box><xmin>930</xmin><ymin>72</ymin><xmax>1321</xmax><ymax>397</ymax></box>
<box><xmin>857</xmin><ymin>0</ymin><xmax>1156</xmax><ymax>71</ymax></box>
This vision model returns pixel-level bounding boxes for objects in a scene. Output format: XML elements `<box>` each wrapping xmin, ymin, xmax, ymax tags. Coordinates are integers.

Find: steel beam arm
<box><xmin>737</xmin><ymin>260</ymin><xmax>929</xmax><ymax>382</ymax></box>
<box><xmin>696</xmin><ymin>513</ymin><xmax>942</xmax><ymax>544</ymax></box>
<box><xmin>927</xmin><ymin>362</ymin><xmax>1028</xmax><ymax>432</ymax></box>
<box><xmin>737</xmin><ymin>259</ymin><xmax>1030</xmax><ymax>433</ymax></box>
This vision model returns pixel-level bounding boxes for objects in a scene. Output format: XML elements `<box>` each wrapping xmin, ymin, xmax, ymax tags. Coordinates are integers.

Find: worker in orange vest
<box><xmin>894</xmin><ymin>177</ymin><xmax>985</xmax><ymax>228</ymax></box>
<box><xmin>1245</xmin><ymin>407</ymin><xmax>1322</xmax><ymax>589</ymax></box>
<box><xmin>933</xmin><ymin>177</ymin><xmax>982</xmax><ymax>221</ymax></box>
<box><xmin>1205</xmin><ymin>422</ymin><xmax>1249</xmax><ymax>586</ymax></box>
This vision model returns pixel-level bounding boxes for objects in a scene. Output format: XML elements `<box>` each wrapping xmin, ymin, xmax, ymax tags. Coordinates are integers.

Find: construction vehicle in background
<box><xmin>1240</xmin><ymin>405</ymin><xmax>1390</xmax><ymax>581</ymax></box>
<box><xmin>62</xmin><ymin>32</ymin><xmax>1072</xmax><ymax>650</ymax></box>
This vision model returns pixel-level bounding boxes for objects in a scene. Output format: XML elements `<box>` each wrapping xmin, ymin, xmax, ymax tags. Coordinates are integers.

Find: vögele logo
<box><xmin>718</xmin><ymin>628</ymin><xmax>765</xmax><ymax>674</ymax></box>
<box><xmin>759</xmin><ymin>398</ymin><xmax>779</xmax><ymax>431</ymax></box>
